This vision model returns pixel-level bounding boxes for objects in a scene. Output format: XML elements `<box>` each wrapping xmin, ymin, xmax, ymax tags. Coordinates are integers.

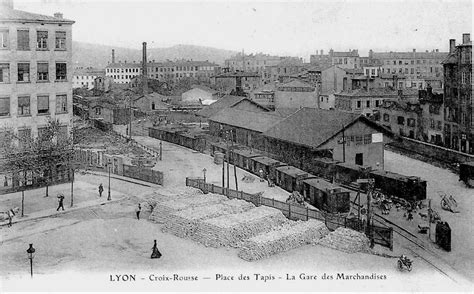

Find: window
<box><xmin>18</xmin><ymin>128</ymin><xmax>31</xmax><ymax>149</ymax></box>
<box><xmin>375</xmin><ymin>100</ymin><xmax>380</xmax><ymax>107</ymax></box>
<box><xmin>407</xmin><ymin>118</ymin><xmax>416</xmax><ymax>127</ymax></box>
<box><xmin>363</xmin><ymin>134</ymin><xmax>372</xmax><ymax>144</ymax></box>
<box><xmin>356</xmin><ymin>100</ymin><xmax>361</xmax><ymax>109</ymax></box>
<box><xmin>0</xmin><ymin>63</ymin><xmax>9</xmax><ymax>83</ymax></box>
<box><xmin>37</xmin><ymin>63</ymin><xmax>49</xmax><ymax>81</ymax></box>
<box><xmin>410</xmin><ymin>68</ymin><xmax>414</xmax><ymax>74</ymax></box>
<box><xmin>437</xmin><ymin>120</ymin><xmax>442</xmax><ymax>131</ymax></box>
<box><xmin>355</xmin><ymin>135</ymin><xmax>363</xmax><ymax>145</ymax></box>
<box><xmin>95</xmin><ymin>107</ymin><xmax>101</xmax><ymax>115</ymax></box>
<box><xmin>0</xmin><ymin>29</ymin><xmax>9</xmax><ymax>49</ymax></box>
<box><xmin>37</xmin><ymin>95</ymin><xmax>49</xmax><ymax>114</ymax></box>
<box><xmin>366</xmin><ymin>100</ymin><xmax>370</xmax><ymax>108</ymax></box>
<box><xmin>383</xmin><ymin>113</ymin><xmax>390</xmax><ymax>122</ymax></box>
<box><xmin>0</xmin><ymin>96</ymin><xmax>9</xmax><ymax>116</ymax></box>
<box><xmin>17</xmin><ymin>29</ymin><xmax>29</xmax><ymax>50</ymax></box>
<box><xmin>397</xmin><ymin>116</ymin><xmax>405</xmax><ymax>125</ymax></box>
<box><xmin>17</xmin><ymin>63</ymin><xmax>30</xmax><ymax>82</ymax></box>
<box><xmin>55</xmin><ymin>31</ymin><xmax>66</xmax><ymax>50</ymax></box>
<box><xmin>55</xmin><ymin>63</ymin><xmax>67</xmax><ymax>81</ymax></box>
<box><xmin>56</xmin><ymin>94</ymin><xmax>67</xmax><ymax>114</ymax></box>
<box><xmin>36</xmin><ymin>31</ymin><xmax>48</xmax><ymax>50</ymax></box>
<box><xmin>18</xmin><ymin>96</ymin><xmax>30</xmax><ymax>115</ymax></box>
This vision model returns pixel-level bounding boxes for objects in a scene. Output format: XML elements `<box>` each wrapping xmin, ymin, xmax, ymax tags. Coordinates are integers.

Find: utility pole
<box><xmin>226</xmin><ymin>132</ymin><xmax>230</xmax><ymax>192</ymax></box>
<box><xmin>342</xmin><ymin>125</ymin><xmax>346</xmax><ymax>163</ymax></box>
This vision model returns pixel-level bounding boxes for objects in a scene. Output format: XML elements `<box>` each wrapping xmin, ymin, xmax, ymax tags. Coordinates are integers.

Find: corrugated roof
<box><xmin>209</xmin><ymin>108</ymin><xmax>285</xmax><ymax>133</ymax></box>
<box><xmin>264</xmin><ymin>108</ymin><xmax>360</xmax><ymax>148</ymax></box>
<box><xmin>0</xmin><ymin>8</ymin><xmax>74</xmax><ymax>24</ymax></box>
<box><xmin>196</xmin><ymin>95</ymin><xmax>246</xmax><ymax>118</ymax></box>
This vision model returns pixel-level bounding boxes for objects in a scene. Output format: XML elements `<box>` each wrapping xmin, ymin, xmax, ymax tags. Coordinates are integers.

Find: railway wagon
<box><xmin>209</xmin><ymin>141</ymin><xmax>228</xmax><ymax>157</ymax></box>
<box><xmin>301</xmin><ymin>178</ymin><xmax>351</xmax><ymax>213</ymax></box>
<box><xmin>177</xmin><ymin>132</ymin><xmax>205</xmax><ymax>152</ymax></box>
<box><xmin>250</xmin><ymin>156</ymin><xmax>287</xmax><ymax>181</ymax></box>
<box><xmin>334</xmin><ymin>162</ymin><xmax>372</xmax><ymax>185</ymax></box>
<box><xmin>306</xmin><ymin>157</ymin><xmax>340</xmax><ymax>181</ymax></box>
<box><xmin>275</xmin><ymin>165</ymin><xmax>310</xmax><ymax>193</ymax></box>
<box><xmin>459</xmin><ymin>161</ymin><xmax>474</xmax><ymax>188</ymax></box>
<box><xmin>369</xmin><ymin>169</ymin><xmax>426</xmax><ymax>201</ymax></box>
<box><xmin>231</xmin><ymin>149</ymin><xmax>262</xmax><ymax>172</ymax></box>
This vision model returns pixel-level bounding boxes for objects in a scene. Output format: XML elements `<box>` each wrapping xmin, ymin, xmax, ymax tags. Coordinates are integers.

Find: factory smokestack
<box><xmin>112</xmin><ymin>49</ymin><xmax>115</xmax><ymax>64</ymax></box>
<box><xmin>142</xmin><ymin>42</ymin><xmax>148</xmax><ymax>94</ymax></box>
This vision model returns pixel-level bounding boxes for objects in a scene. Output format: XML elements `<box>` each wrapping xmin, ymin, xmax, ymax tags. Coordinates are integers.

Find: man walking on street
<box><xmin>57</xmin><ymin>194</ymin><xmax>65</xmax><ymax>211</ymax></box>
<box><xmin>98</xmin><ymin>183</ymin><xmax>103</xmax><ymax>197</ymax></box>
<box><xmin>136</xmin><ymin>204</ymin><xmax>141</xmax><ymax>220</ymax></box>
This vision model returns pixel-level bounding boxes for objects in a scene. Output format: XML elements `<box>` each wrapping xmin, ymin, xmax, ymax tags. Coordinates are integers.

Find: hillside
<box><xmin>72</xmin><ymin>42</ymin><xmax>237</xmax><ymax>68</ymax></box>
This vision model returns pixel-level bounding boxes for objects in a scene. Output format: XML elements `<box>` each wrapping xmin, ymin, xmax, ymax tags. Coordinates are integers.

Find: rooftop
<box><xmin>372</xmin><ymin>51</ymin><xmax>448</xmax><ymax>60</ymax></box>
<box><xmin>209</xmin><ymin>108</ymin><xmax>285</xmax><ymax>133</ymax></box>
<box><xmin>196</xmin><ymin>95</ymin><xmax>247</xmax><ymax>118</ymax></box>
<box><xmin>0</xmin><ymin>8</ymin><xmax>74</xmax><ymax>24</ymax></box>
<box><xmin>335</xmin><ymin>88</ymin><xmax>418</xmax><ymax>98</ymax></box>
<box><xmin>277</xmin><ymin>79</ymin><xmax>314</xmax><ymax>89</ymax></box>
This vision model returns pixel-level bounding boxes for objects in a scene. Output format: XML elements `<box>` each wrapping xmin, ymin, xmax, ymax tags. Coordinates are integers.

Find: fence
<box><xmin>123</xmin><ymin>164</ymin><xmax>163</xmax><ymax>185</ymax></box>
<box><xmin>185</xmin><ymin>177</ymin><xmax>393</xmax><ymax>249</ymax></box>
<box><xmin>115</xmin><ymin>131</ymin><xmax>161</xmax><ymax>158</ymax></box>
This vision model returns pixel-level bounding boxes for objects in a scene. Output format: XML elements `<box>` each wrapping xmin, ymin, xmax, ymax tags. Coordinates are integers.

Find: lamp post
<box><xmin>26</xmin><ymin>243</ymin><xmax>35</xmax><ymax>278</ymax></box>
<box><xmin>107</xmin><ymin>159</ymin><xmax>111</xmax><ymax>201</ymax></box>
<box><xmin>202</xmin><ymin>168</ymin><xmax>207</xmax><ymax>183</ymax></box>
<box><xmin>159</xmin><ymin>141</ymin><xmax>162</xmax><ymax>161</ymax></box>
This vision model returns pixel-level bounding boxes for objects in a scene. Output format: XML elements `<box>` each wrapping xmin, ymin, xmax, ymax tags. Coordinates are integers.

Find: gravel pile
<box><xmin>238</xmin><ymin>219</ymin><xmax>329</xmax><ymax>261</ymax></box>
<box><xmin>194</xmin><ymin>206</ymin><xmax>287</xmax><ymax>248</ymax></box>
<box><xmin>317</xmin><ymin>227</ymin><xmax>370</xmax><ymax>253</ymax></box>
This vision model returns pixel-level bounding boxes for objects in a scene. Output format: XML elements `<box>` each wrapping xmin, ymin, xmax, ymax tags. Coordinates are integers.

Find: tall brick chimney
<box><xmin>142</xmin><ymin>42</ymin><xmax>148</xmax><ymax>94</ymax></box>
<box><xmin>111</xmin><ymin>49</ymin><xmax>115</xmax><ymax>63</ymax></box>
<box><xmin>0</xmin><ymin>0</ymin><xmax>13</xmax><ymax>9</ymax></box>
<box><xmin>449</xmin><ymin>39</ymin><xmax>456</xmax><ymax>53</ymax></box>
<box><xmin>462</xmin><ymin>33</ymin><xmax>471</xmax><ymax>44</ymax></box>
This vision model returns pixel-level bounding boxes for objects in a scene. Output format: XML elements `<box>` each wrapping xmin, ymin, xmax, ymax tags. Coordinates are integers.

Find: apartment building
<box><xmin>443</xmin><ymin>34</ymin><xmax>472</xmax><ymax>154</ymax></box>
<box><xmin>105</xmin><ymin>61</ymin><xmax>141</xmax><ymax>84</ymax></box>
<box><xmin>225</xmin><ymin>53</ymin><xmax>282</xmax><ymax>73</ymax></box>
<box><xmin>148</xmin><ymin>60</ymin><xmax>219</xmax><ymax>83</ymax></box>
<box><xmin>0</xmin><ymin>1</ymin><xmax>74</xmax><ymax>141</ymax></box>
<box><xmin>72</xmin><ymin>67</ymin><xmax>104</xmax><ymax>89</ymax></box>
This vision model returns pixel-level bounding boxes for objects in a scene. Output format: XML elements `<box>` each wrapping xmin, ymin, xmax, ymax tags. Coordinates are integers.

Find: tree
<box><xmin>0</xmin><ymin>118</ymin><xmax>74</xmax><ymax>198</ymax></box>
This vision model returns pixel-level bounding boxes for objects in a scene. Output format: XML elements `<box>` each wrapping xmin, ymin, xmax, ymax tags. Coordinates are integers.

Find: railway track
<box><xmin>341</xmin><ymin>183</ymin><xmax>460</xmax><ymax>282</ymax></box>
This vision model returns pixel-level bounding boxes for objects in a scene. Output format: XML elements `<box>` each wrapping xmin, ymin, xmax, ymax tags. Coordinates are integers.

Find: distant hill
<box><xmin>72</xmin><ymin>42</ymin><xmax>237</xmax><ymax>68</ymax></box>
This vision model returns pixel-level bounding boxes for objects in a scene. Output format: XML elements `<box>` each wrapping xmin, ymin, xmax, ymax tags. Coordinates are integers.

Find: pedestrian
<box><xmin>136</xmin><ymin>203</ymin><xmax>141</xmax><ymax>220</ymax></box>
<box><xmin>151</xmin><ymin>240</ymin><xmax>162</xmax><ymax>259</ymax></box>
<box><xmin>98</xmin><ymin>183</ymin><xmax>104</xmax><ymax>197</ymax></box>
<box><xmin>56</xmin><ymin>194</ymin><xmax>65</xmax><ymax>211</ymax></box>
<box><xmin>259</xmin><ymin>169</ymin><xmax>265</xmax><ymax>182</ymax></box>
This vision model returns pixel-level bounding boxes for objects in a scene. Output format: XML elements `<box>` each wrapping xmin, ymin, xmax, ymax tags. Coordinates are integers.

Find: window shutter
<box><xmin>0</xmin><ymin>97</ymin><xmax>9</xmax><ymax>115</ymax></box>
<box><xmin>37</xmin><ymin>63</ymin><xmax>48</xmax><ymax>73</ymax></box>
<box><xmin>18</xmin><ymin>96</ymin><xmax>30</xmax><ymax>107</ymax></box>
<box><xmin>17</xmin><ymin>30</ymin><xmax>29</xmax><ymax>50</ymax></box>
<box><xmin>37</xmin><ymin>95</ymin><xmax>49</xmax><ymax>110</ymax></box>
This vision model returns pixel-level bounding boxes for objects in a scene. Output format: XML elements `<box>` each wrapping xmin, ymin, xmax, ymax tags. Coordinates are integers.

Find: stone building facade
<box><xmin>443</xmin><ymin>34</ymin><xmax>473</xmax><ymax>154</ymax></box>
<box><xmin>0</xmin><ymin>2</ymin><xmax>74</xmax><ymax>141</ymax></box>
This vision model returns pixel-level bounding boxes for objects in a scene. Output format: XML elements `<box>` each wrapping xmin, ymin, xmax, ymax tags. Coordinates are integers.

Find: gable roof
<box><xmin>0</xmin><ymin>8</ymin><xmax>74</xmax><ymax>24</ymax></box>
<box><xmin>209</xmin><ymin>109</ymin><xmax>285</xmax><ymax>133</ymax></box>
<box><xmin>185</xmin><ymin>85</ymin><xmax>218</xmax><ymax>95</ymax></box>
<box><xmin>196</xmin><ymin>95</ymin><xmax>246</xmax><ymax>118</ymax></box>
<box><xmin>263</xmin><ymin>108</ymin><xmax>392</xmax><ymax>148</ymax></box>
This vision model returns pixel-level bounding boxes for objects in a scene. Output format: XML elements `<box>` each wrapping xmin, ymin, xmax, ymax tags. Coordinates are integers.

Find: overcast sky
<box><xmin>15</xmin><ymin>0</ymin><xmax>473</xmax><ymax>59</ymax></box>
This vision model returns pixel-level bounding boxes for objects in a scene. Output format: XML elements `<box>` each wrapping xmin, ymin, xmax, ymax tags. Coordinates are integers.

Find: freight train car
<box><xmin>301</xmin><ymin>178</ymin><xmax>351</xmax><ymax>213</ymax></box>
<box><xmin>459</xmin><ymin>161</ymin><xmax>474</xmax><ymax>188</ymax></box>
<box><xmin>275</xmin><ymin>166</ymin><xmax>309</xmax><ymax>193</ymax></box>
<box><xmin>250</xmin><ymin>156</ymin><xmax>287</xmax><ymax>182</ymax></box>
<box><xmin>369</xmin><ymin>169</ymin><xmax>426</xmax><ymax>201</ymax></box>
<box><xmin>231</xmin><ymin>148</ymin><xmax>262</xmax><ymax>171</ymax></box>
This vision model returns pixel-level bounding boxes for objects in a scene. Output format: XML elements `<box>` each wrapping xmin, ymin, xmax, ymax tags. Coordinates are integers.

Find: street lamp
<box><xmin>202</xmin><ymin>168</ymin><xmax>207</xmax><ymax>183</ymax></box>
<box><xmin>107</xmin><ymin>159</ymin><xmax>111</xmax><ymax>201</ymax></box>
<box><xmin>26</xmin><ymin>243</ymin><xmax>35</xmax><ymax>278</ymax></box>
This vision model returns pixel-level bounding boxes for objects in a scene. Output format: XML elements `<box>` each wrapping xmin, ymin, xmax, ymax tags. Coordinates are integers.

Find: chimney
<box><xmin>436</xmin><ymin>49</ymin><xmax>439</xmax><ymax>52</ymax></box>
<box><xmin>0</xmin><ymin>0</ymin><xmax>13</xmax><ymax>9</ymax></box>
<box><xmin>111</xmin><ymin>49</ymin><xmax>115</xmax><ymax>63</ymax></box>
<box><xmin>320</xmin><ymin>49</ymin><xmax>323</xmax><ymax>55</ymax></box>
<box><xmin>413</xmin><ymin>49</ymin><xmax>416</xmax><ymax>52</ymax></box>
<box><xmin>462</xmin><ymin>33</ymin><xmax>470</xmax><ymax>44</ymax></box>
<box><xmin>54</xmin><ymin>12</ymin><xmax>63</xmax><ymax>19</ymax></box>
<box><xmin>449</xmin><ymin>39</ymin><xmax>456</xmax><ymax>53</ymax></box>
<box><xmin>142</xmin><ymin>42</ymin><xmax>148</xmax><ymax>94</ymax></box>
